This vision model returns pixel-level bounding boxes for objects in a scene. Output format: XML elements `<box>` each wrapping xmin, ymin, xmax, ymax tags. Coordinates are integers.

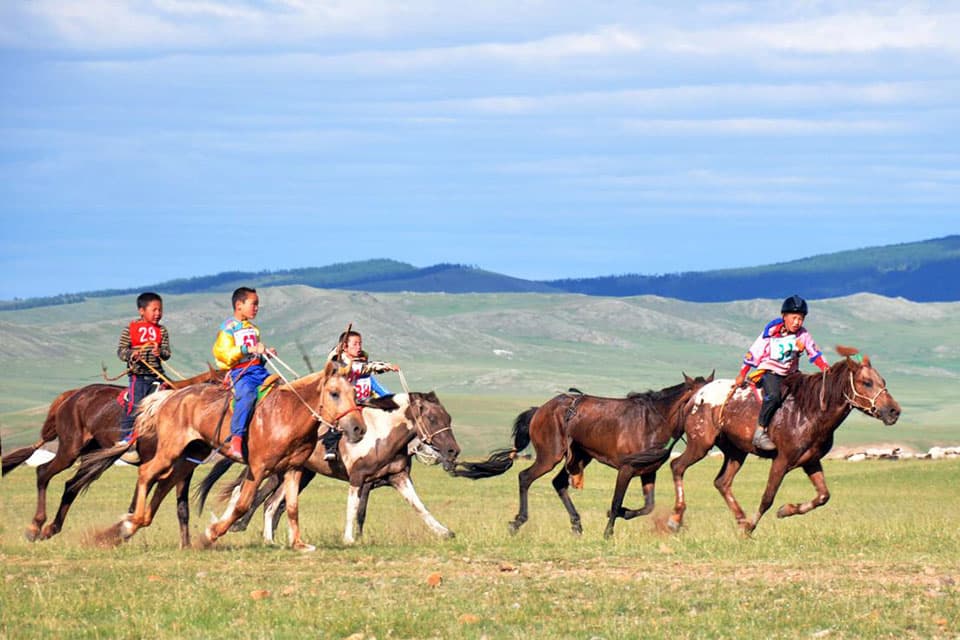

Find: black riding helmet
<box><xmin>781</xmin><ymin>294</ymin><xmax>808</xmax><ymax>316</ymax></box>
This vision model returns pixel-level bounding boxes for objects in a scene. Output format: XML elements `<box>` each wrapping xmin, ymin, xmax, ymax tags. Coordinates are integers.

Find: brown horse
<box><xmin>2</xmin><ymin>368</ymin><xmax>221</xmax><ymax>543</ymax></box>
<box><xmin>453</xmin><ymin>373</ymin><xmax>714</xmax><ymax>538</ymax></box>
<box><xmin>668</xmin><ymin>346</ymin><xmax>901</xmax><ymax>535</ymax></box>
<box><xmin>83</xmin><ymin>361</ymin><xmax>365</xmax><ymax>550</ymax></box>
<box><xmin>197</xmin><ymin>391</ymin><xmax>461</xmax><ymax>545</ymax></box>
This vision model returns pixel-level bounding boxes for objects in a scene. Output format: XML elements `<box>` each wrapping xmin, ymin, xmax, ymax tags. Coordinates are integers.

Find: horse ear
<box><xmin>707</xmin><ymin>369</ymin><xmax>715</xmax><ymax>382</ymax></box>
<box><xmin>862</xmin><ymin>354</ymin><xmax>872</xmax><ymax>368</ymax></box>
<box><xmin>322</xmin><ymin>360</ymin><xmax>338</xmax><ymax>376</ymax></box>
<box><xmin>836</xmin><ymin>345</ymin><xmax>859</xmax><ymax>358</ymax></box>
<box><xmin>682</xmin><ymin>372</ymin><xmax>694</xmax><ymax>386</ymax></box>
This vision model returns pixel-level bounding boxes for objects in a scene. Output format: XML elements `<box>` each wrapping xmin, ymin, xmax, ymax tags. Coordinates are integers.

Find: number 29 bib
<box><xmin>129</xmin><ymin>321</ymin><xmax>161</xmax><ymax>347</ymax></box>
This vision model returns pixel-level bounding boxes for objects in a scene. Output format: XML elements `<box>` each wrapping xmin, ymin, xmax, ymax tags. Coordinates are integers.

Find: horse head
<box><xmin>319</xmin><ymin>361</ymin><xmax>367</xmax><ymax>443</ymax></box>
<box><xmin>410</xmin><ymin>391</ymin><xmax>461</xmax><ymax>473</ymax></box>
<box><xmin>836</xmin><ymin>346</ymin><xmax>901</xmax><ymax>426</ymax></box>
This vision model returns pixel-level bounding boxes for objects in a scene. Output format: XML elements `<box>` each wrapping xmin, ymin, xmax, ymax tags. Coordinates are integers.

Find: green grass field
<box><xmin>2</xmin><ymin>458</ymin><xmax>958</xmax><ymax>639</ymax></box>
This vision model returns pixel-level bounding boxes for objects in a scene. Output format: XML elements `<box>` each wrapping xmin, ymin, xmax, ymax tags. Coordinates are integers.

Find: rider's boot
<box><xmin>228</xmin><ymin>435</ymin><xmax>245</xmax><ymax>461</ymax></box>
<box><xmin>752</xmin><ymin>425</ymin><xmax>776</xmax><ymax>451</ymax></box>
<box><xmin>322</xmin><ymin>429</ymin><xmax>341</xmax><ymax>461</ymax></box>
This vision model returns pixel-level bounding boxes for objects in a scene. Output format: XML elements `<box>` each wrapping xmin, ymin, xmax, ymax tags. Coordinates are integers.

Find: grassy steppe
<box><xmin>2</xmin><ymin>459</ymin><xmax>958</xmax><ymax>639</ymax></box>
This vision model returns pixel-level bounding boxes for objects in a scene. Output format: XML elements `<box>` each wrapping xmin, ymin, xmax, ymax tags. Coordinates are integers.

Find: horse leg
<box><xmin>343</xmin><ymin>483</ymin><xmax>363</xmax><ymax>545</ymax></box>
<box><xmin>621</xmin><ymin>471</ymin><xmax>657</xmax><ymax>520</ymax></box>
<box><xmin>120</xmin><ymin>457</ymin><xmax>168</xmax><ymax>540</ymax></box>
<box><xmin>203</xmin><ymin>470</ymin><xmax>257</xmax><ymax>546</ymax></box>
<box><xmin>745</xmin><ymin>456</ymin><xmax>790</xmax><ymax>534</ymax></box>
<box><xmin>712</xmin><ymin>449</ymin><xmax>750</xmax><ymax>530</ymax></box>
<box><xmin>668</xmin><ymin>440</ymin><xmax>712</xmax><ymax>532</ymax></box>
<box><xmin>175</xmin><ymin>466</ymin><xmax>195</xmax><ymax>549</ymax></box>
<box><xmin>232</xmin><ymin>473</ymin><xmax>281</xmax><ymax>533</ymax></box>
<box><xmin>281</xmin><ymin>469</ymin><xmax>313</xmax><ymax>551</ymax></box>
<box><xmin>511</xmin><ymin>454</ymin><xmax>562</xmax><ymax>534</ymax></box>
<box><xmin>261</xmin><ymin>483</ymin><xmax>285</xmax><ymax>545</ymax></box>
<box><xmin>777</xmin><ymin>460</ymin><xmax>830</xmax><ymax>519</ymax></box>
<box><xmin>388</xmin><ymin>470</ymin><xmax>454</xmax><ymax>539</ymax></box>
<box><xmin>27</xmin><ymin>450</ymin><xmax>77</xmax><ymax>541</ymax></box>
<box><xmin>355</xmin><ymin>481</ymin><xmax>374</xmax><ymax>541</ymax></box>
<box><xmin>603</xmin><ymin>466</ymin><xmax>639</xmax><ymax>539</ymax></box>
<box><xmin>39</xmin><ymin>463</ymin><xmax>90</xmax><ymax>540</ymax></box>
<box><xmin>269</xmin><ymin>469</ymin><xmax>315</xmax><ymax>543</ymax></box>
<box><xmin>552</xmin><ymin>468</ymin><xmax>583</xmax><ymax>536</ymax></box>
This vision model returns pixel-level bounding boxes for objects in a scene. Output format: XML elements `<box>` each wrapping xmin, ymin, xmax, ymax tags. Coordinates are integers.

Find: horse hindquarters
<box><xmin>667</xmin><ymin>408</ymin><xmax>720</xmax><ymax>532</ymax></box>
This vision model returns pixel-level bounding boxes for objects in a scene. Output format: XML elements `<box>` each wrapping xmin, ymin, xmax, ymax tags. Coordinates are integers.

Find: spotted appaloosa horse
<box><xmin>197</xmin><ymin>391</ymin><xmax>461</xmax><ymax>544</ymax></box>
<box><xmin>79</xmin><ymin>361</ymin><xmax>366</xmax><ymax>550</ymax></box>
<box><xmin>453</xmin><ymin>373</ymin><xmax>714</xmax><ymax>538</ymax></box>
<box><xmin>668</xmin><ymin>346</ymin><xmax>901</xmax><ymax>535</ymax></box>
<box><xmin>2</xmin><ymin>368</ymin><xmax>221</xmax><ymax>544</ymax></box>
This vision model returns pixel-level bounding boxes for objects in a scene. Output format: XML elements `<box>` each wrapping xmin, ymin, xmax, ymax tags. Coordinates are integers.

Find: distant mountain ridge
<box><xmin>3</xmin><ymin>235</ymin><xmax>958</xmax><ymax>311</ymax></box>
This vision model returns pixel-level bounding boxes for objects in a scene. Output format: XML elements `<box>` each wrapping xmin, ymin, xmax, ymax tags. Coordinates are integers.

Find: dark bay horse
<box><xmin>453</xmin><ymin>373</ymin><xmax>714</xmax><ymax>538</ymax></box>
<box><xmin>80</xmin><ymin>361</ymin><xmax>365</xmax><ymax>550</ymax></box>
<box><xmin>197</xmin><ymin>392</ymin><xmax>461</xmax><ymax>544</ymax></box>
<box><xmin>2</xmin><ymin>368</ymin><xmax>221</xmax><ymax>543</ymax></box>
<box><xmin>668</xmin><ymin>346</ymin><xmax>901</xmax><ymax>535</ymax></box>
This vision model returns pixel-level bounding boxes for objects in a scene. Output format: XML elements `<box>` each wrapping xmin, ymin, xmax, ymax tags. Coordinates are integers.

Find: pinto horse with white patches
<box><xmin>79</xmin><ymin>361</ymin><xmax>366</xmax><ymax>550</ymax></box>
<box><xmin>197</xmin><ymin>391</ymin><xmax>461</xmax><ymax>544</ymax></box>
<box><xmin>668</xmin><ymin>346</ymin><xmax>901</xmax><ymax>535</ymax></box>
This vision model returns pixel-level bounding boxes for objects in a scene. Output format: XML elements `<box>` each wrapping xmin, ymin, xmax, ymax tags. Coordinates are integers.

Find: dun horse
<box><xmin>454</xmin><ymin>373</ymin><xmax>713</xmax><ymax>538</ymax></box>
<box><xmin>197</xmin><ymin>392</ymin><xmax>461</xmax><ymax>544</ymax></box>
<box><xmin>668</xmin><ymin>346</ymin><xmax>901</xmax><ymax>534</ymax></box>
<box><xmin>81</xmin><ymin>361</ymin><xmax>365</xmax><ymax>550</ymax></box>
<box><xmin>2</xmin><ymin>368</ymin><xmax>220</xmax><ymax>543</ymax></box>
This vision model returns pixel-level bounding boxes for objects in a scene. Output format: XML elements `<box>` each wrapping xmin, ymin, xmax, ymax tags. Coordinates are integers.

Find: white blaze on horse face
<box><xmin>341</xmin><ymin>394</ymin><xmax>412</xmax><ymax>465</ymax></box>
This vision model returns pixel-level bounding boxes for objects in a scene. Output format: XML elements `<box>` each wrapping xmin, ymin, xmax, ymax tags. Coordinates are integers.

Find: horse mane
<box><xmin>783</xmin><ymin>357</ymin><xmax>857</xmax><ymax>415</ymax></box>
<box><xmin>364</xmin><ymin>395</ymin><xmax>402</xmax><ymax>411</ymax></box>
<box><xmin>626</xmin><ymin>380</ymin><xmax>688</xmax><ymax>406</ymax></box>
<box><xmin>134</xmin><ymin>389</ymin><xmax>174</xmax><ymax>437</ymax></box>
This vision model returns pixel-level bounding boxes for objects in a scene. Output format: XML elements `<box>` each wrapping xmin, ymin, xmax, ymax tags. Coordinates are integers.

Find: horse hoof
<box><xmin>441</xmin><ymin>530</ymin><xmax>456</xmax><ymax>540</ymax></box>
<box><xmin>40</xmin><ymin>526</ymin><xmax>57</xmax><ymax>540</ymax></box>
<box><xmin>293</xmin><ymin>542</ymin><xmax>316</xmax><ymax>552</ymax></box>
<box><xmin>24</xmin><ymin>526</ymin><xmax>40</xmax><ymax>542</ymax></box>
<box><xmin>666</xmin><ymin>519</ymin><xmax>681</xmax><ymax>533</ymax></box>
<box><xmin>120</xmin><ymin>519</ymin><xmax>137</xmax><ymax>540</ymax></box>
<box><xmin>507</xmin><ymin>522</ymin><xmax>521</xmax><ymax>536</ymax></box>
<box><xmin>602</xmin><ymin>528</ymin><xmax>613</xmax><ymax>540</ymax></box>
<box><xmin>572</xmin><ymin>524</ymin><xmax>583</xmax><ymax>537</ymax></box>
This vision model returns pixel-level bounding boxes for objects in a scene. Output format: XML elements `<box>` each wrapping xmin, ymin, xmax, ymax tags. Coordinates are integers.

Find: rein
<box><xmin>843</xmin><ymin>370</ymin><xmax>890</xmax><ymax>418</ymax></box>
<box><xmin>264</xmin><ymin>356</ymin><xmax>354</xmax><ymax>433</ymax></box>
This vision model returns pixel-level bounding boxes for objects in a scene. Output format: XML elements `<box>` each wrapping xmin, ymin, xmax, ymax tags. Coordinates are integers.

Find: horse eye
<box><xmin>329</xmin><ymin>391</ymin><xmax>340</xmax><ymax>400</ymax></box>
<box><xmin>862</xmin><ymin>381</ymin><xmax>873</xmax><ymax>388</ymax></box>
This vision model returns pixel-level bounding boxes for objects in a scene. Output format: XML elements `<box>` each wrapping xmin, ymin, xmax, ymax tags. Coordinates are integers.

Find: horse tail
<box><xmin>451</xmin><ymin>406</ymin><xmax>537</xmax><ymax>479</ymax></box>
<box><xmin>72</xmin><ymin>444</ymin><xmax>130</xmax><ymax>495</ymax></box>
<box><xmin>620</xmin><ymin>436</ymin><xmax>683</xmax><ymax>471</ymax></box>
<box><xmin>2</xmin><ymin>389</ymin><xmax>76</xmax><ymax>476</ymax></box>
<box><xmin>2</xmin><ymin>439</ymin><xmax>47</xmax><ymax>476</ymax></box>
<box><xmin>194</xmin><ymin>457</ymin><xmax>236</xmax><ymax>513</ymax></box>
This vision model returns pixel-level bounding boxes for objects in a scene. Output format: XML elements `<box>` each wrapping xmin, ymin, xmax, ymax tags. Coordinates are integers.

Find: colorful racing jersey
<box><xmin>212</xmin><ymin>318</ymin><xmax>263</xmax><ymax>370</ymax></box>
<box><xmin>742</xmin><ymin>318</ymin><xmax>827</xmax><ymax>376</ymax></box>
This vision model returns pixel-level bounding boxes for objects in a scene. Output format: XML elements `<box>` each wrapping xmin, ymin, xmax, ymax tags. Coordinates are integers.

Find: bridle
<box><xmin>395</xmin><ymin>369</ymin><xmax>451</xmax><ymax>448</ymax></box>
<box><xmin>843</xmin><ymin>370</ymin><xmax>891</xmax><ymax>418</ymax></box>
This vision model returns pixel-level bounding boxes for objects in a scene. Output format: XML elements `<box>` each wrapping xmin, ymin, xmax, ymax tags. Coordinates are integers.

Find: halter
<box><xmin>843</xmin><ymin>370</ymin><xmax>891</xmax><ymax>418</ymax></box>
<box><xmin>397</xmin><ymin>369</ymin><xmax>451</xmax><ymax>447</ymax></box>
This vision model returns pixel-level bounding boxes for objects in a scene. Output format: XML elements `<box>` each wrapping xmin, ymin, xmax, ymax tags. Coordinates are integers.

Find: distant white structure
<box><xmin>493</xmin><ymin>349</ymin><xmax>514</xmax><ymax>359</ymax></box>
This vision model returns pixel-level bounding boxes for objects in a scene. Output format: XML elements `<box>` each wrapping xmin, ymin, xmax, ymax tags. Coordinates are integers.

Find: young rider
<box><xmin>734</xmin><ymin>295</ymin><xmax>829</xmax><ymax>451</ymax></box>
<box><xmin>323</xmin><ymin>329</ymin><xmax>399</xmax><ymax>459</ymax></box>
<box><xmin>116</xmin><ymin>292</ymin><xmax>171</xmax><ymax>449</ymax></box>
<box><xmin>212</xmin><ymin>287</ymin><xmax>276</xmax><ymax>461</ymax></box>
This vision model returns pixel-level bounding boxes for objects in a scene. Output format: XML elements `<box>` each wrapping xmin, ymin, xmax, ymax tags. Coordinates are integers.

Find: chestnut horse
<box><xmin>453</xmin><ymin>373</ymin><xmax>713</xmax><ymax>538</ymax></box>
<box><xmin>2</xmin><ymin>368</ymin><xmax>220</xmax><ymax>543</ymax></box>
<box><xmin>82</xmin><ymin>361</ymin><xmax>365</xmax><ymax>550</ymax></box>
<box><xmin>197</xmin><ymin>391</ymin><xmax>461</xmax><ymax>544</ymax></box>
<box><xmin>668</xmin><ymin>346</ymin><xmax>901</xmax><ymax>535</ymax></box>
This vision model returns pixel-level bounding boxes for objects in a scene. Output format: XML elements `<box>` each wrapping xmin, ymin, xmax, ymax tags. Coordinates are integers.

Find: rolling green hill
<box><xmin>3</xmin><ymin>235</ymin><xmax>958</xmax><ymax>311</ymax></box>
<box><xmin>2</xmin><ymin>288</ymin><xmax>956</xmax><ymax>454</ymax></box>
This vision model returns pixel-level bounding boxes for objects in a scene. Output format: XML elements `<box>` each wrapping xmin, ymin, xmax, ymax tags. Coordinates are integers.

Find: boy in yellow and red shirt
<box><xmin>212</xmin><ymin>287</ymin><xmax>275</xmax><ymax>460</ymax></box>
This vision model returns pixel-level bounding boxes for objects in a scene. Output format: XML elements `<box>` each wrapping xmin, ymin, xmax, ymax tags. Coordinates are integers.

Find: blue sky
<box><xmin>2</xmin><ymin>1</ymin><xmax>958</xmax><ymax>300</ymax></box>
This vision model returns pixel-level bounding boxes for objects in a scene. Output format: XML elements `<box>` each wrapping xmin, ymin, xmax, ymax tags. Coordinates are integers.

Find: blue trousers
<box><xmin>120</xmin><ymin>374</ymin><xmax>162</xmax><ymax>437</ymax></box>
<box><xmin>230</xmin><ymin>364</ymin><xmax>270</xmax><ymax>438</ymax></box>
